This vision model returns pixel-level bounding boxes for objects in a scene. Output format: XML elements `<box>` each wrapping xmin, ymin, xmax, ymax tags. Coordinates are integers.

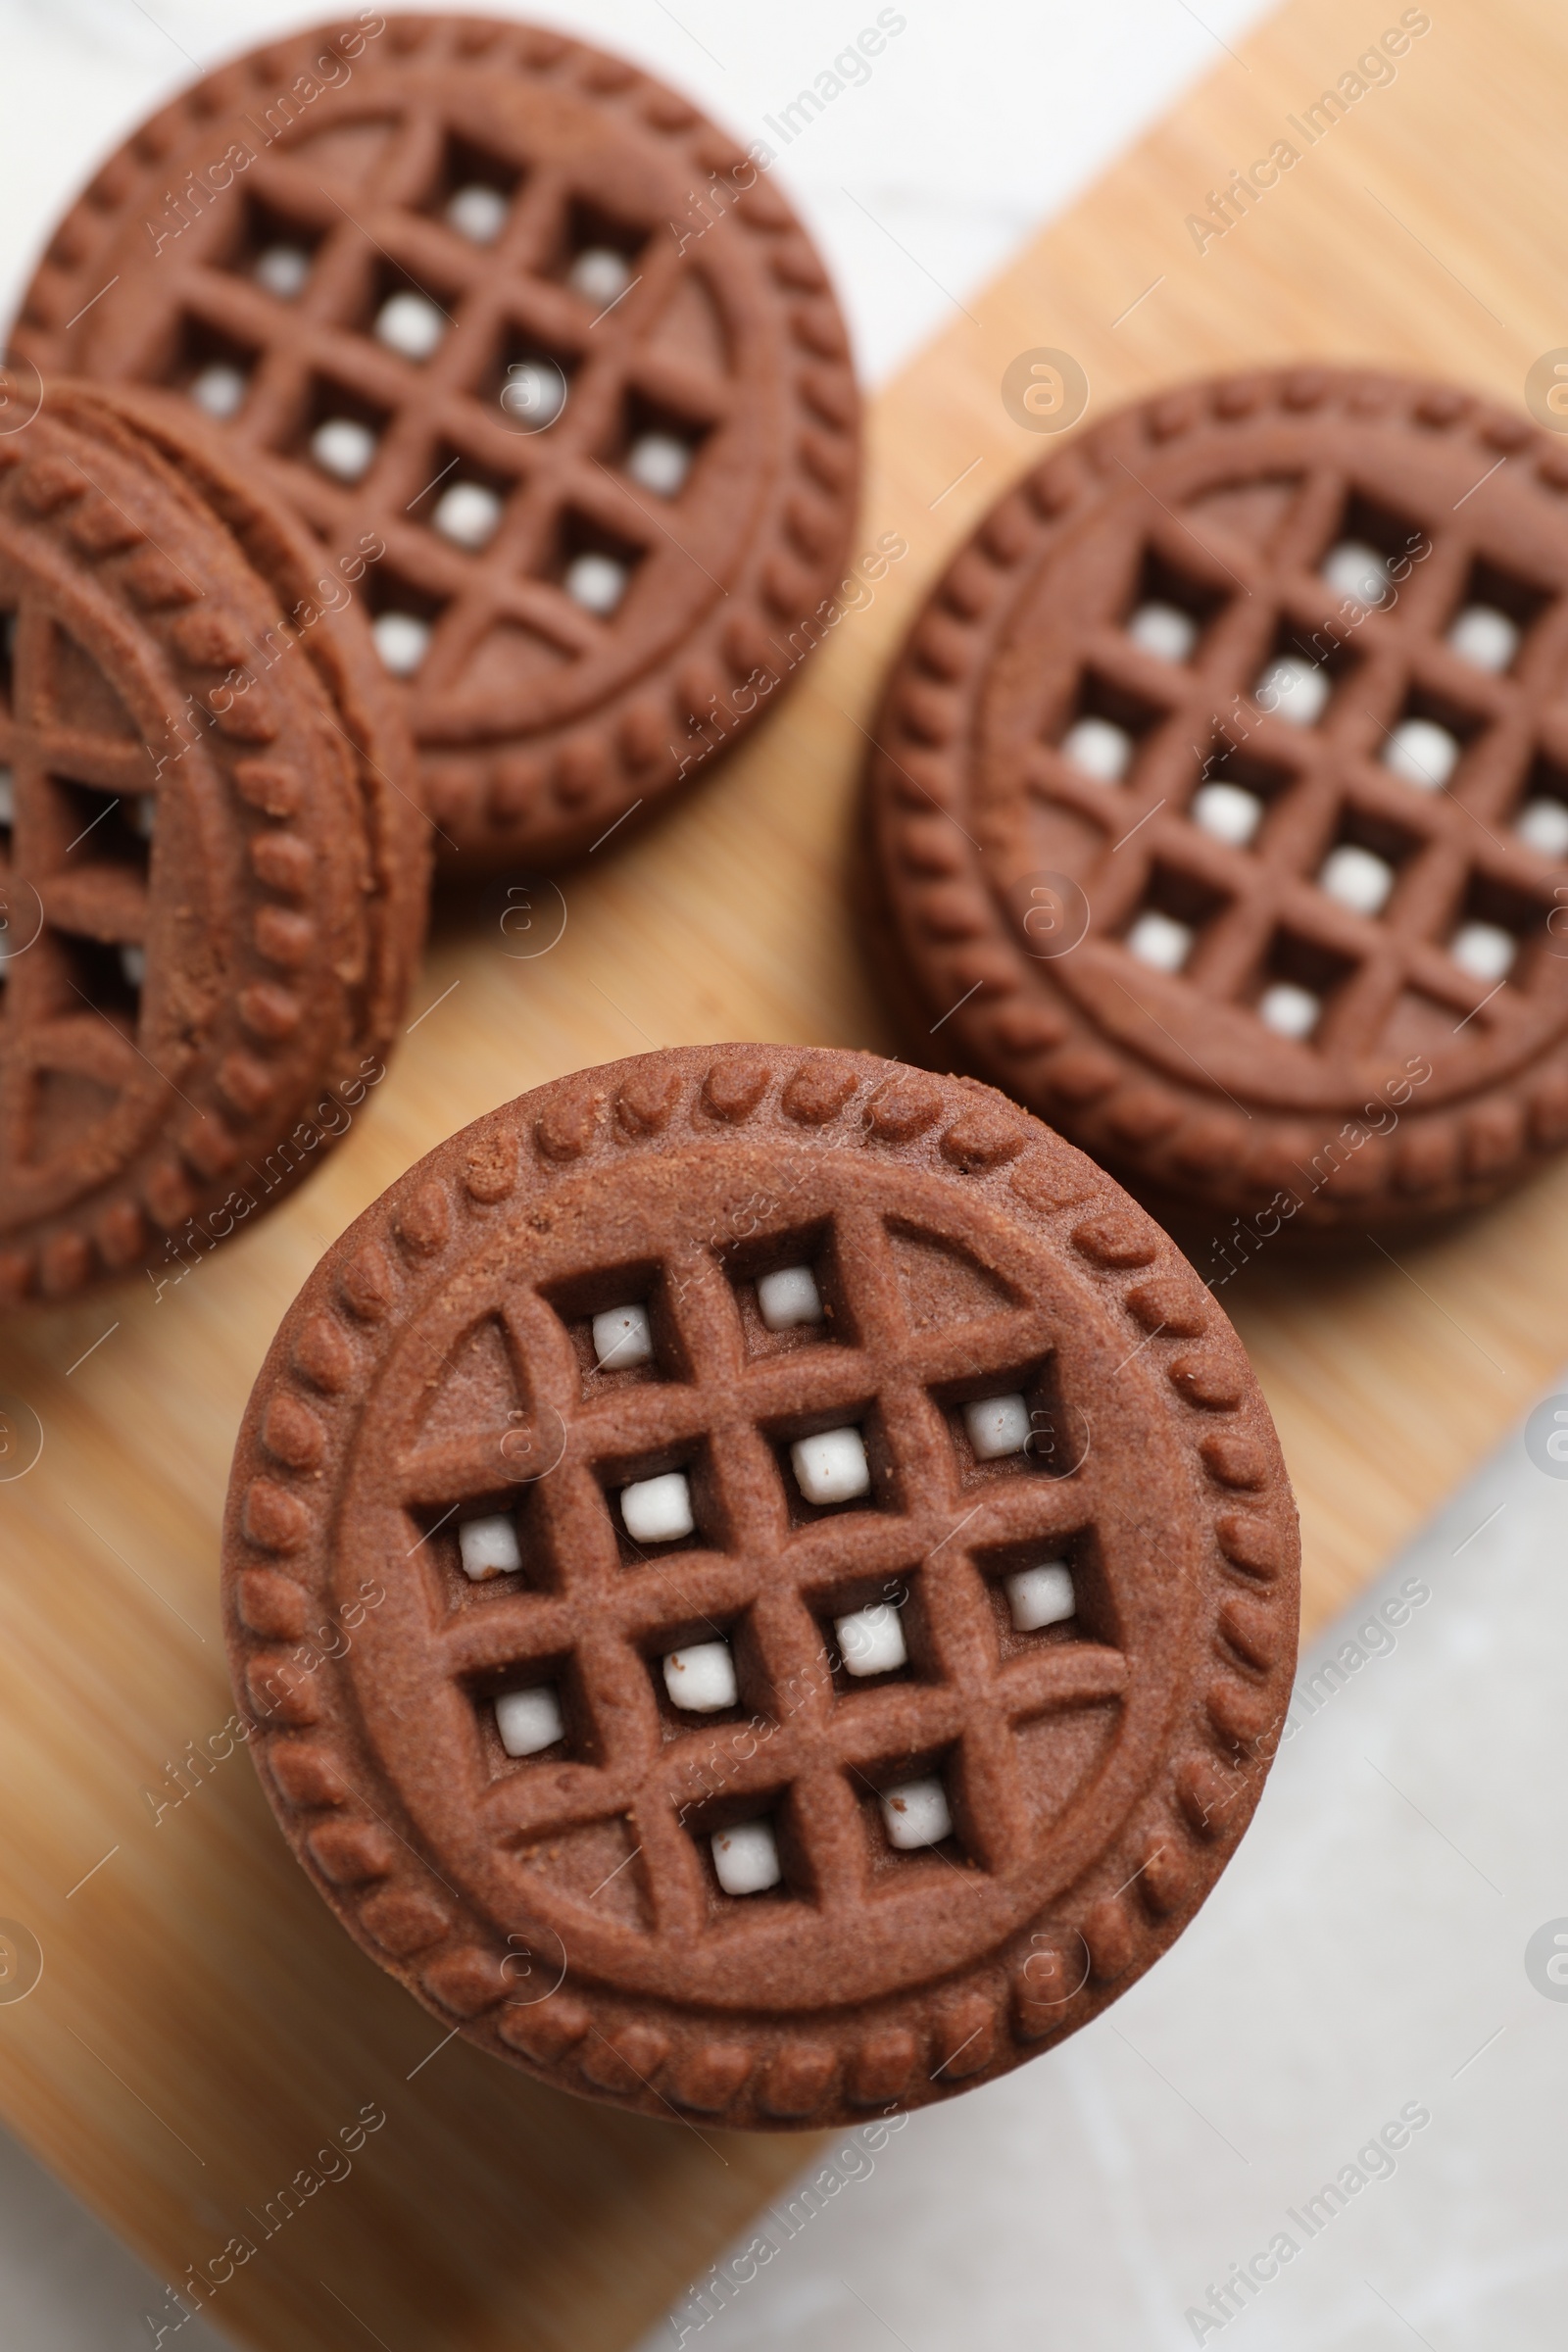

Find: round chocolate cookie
<box><xmin>10</xmin><ymin>14</ymin><xmax>861</xmax><ymax>873</ymax></box>
<box><xmin>0</xmin><ymin>382</ymin><xmax>425</xmax><ymax>1304</ymax></box>
<box><xmin>863</xmin><ymin>368</ymin><xmax>1568</xmax><ymax>1242</ymax></box>
<box><xmin>222</xmin><ymin>1045</ymin><xmax>1298</xmax><ymax>2130</ymax></box>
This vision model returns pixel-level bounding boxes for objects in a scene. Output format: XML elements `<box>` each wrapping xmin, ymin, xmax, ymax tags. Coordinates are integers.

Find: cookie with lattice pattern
<box><xmin>0</xmin><ymin>382</ymin><xmax>425</xmax><ymax>1303</ymax></box>
<box><xmin>10</xmin><ymin>14</ymin><xmax>860</xmax><ymax>873</ymax></box>
<box><xmin>221</xmin><ymin>1045</ymin><xmax>1298</xmax><ymax>2129</ymax></box>
<box><xmin>863</xmin><ymin>368</ymin><xmax>1568</xmax><ymax>1241</ymax></box>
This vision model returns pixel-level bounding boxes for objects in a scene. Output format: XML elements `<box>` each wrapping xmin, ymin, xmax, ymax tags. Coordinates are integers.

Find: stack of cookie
<box><xmin>0</xmin><ymin>383</ymin><xmax>425</xmax><ymax>1301</ymax></box>
<box><xmin>221</xmin><ymin>1045</ymin><xmax>1298</xmax><ymax>2126</ymax></box>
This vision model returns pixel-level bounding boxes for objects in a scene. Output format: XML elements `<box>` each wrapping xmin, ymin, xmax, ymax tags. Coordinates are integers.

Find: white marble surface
<box><xmin>0</xmin><ymin>2118</ymin><xmax>230</xmax><ymax>2350</ymax></box>
<box><xmin>636</xmin><ymin>1416</ymin><xmax>1568</xmax><ymax>2352</ymax></box>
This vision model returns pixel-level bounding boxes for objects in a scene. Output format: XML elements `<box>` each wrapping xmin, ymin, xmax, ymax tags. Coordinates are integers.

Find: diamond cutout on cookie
<box><xmin>459</xmin><ymin>1513</ymin><xmax>522</xmax><ymax>1580</ymax></box>
<box><xmin>1321</xmin><ymin>538</ymin><xmax>1393</xmax><ymax>608</ymax></box>
<box><xmin>1448</xmin><ymin>604</ymin><xmax>1519</xmax><ymax>673</ymax></box>
<box><xmin>311</xmin><ymin>416</ymin><xmax>378</xmax><ymax>484</ymax></box>
<box><xmin>1446</xmin><ymin>558</ymin><xmax>1549</xmax><ymax>676</ymax></box>
<box><xmin>500</xmin><ymin>355</ymin><xmax>569</xmax><ymax>430</ymax></box>
<box><xmin>1126</xmin><ymin>910</ymin><xmax>1194</xmax><ymax>972</ymax></box>
<box><xmin>374</xmin><ymin>289</ymin><xmax>448</xmax><ymax>364</ymax></box>
<box><xmin>593</xmin><ymin>1302</ymin><xmax>653</xmax><ymax>1370</ymax></box>
<box><xmin>710</xmin><ymin>1817</ymin><xmax>782</xmax><ymax>1895</ymax></box>
<box><xmin>495</xmin><ymin>1683</ymin><xmax>564</xmax><ymax>1756</ymax></box>
<box><xmin>1449</xmin><ymin>920</ymin><xmax>1516</xmax><ymax>984</ymax></box>
<box><xmin>447</xmin><ymin>182</ymin><xmax>510</xmax><ymax>244</ymax></box>
<box><xmin>1258</xmin><ymin>981</ymin><xmax>1320</xmax><ymax>1037</ymax></box>
<box><xmin>963</xmin><ymin>1394</ymin><xmax>1031</xmax><ymax>1460</ymax></box>
<box><xmin>835</xmin><ymin>1601</ymin><xmax>906</xmax><ymax>1677</ymax></box>
<box><xmin>565</xmin><ymin>552</ymin><xmax>629</xmax><ymax>614</ymax></box>
<box><xmin>1385</xmin><ymin>717</ymin><xmax>1460</xmax><ymax>791</ymax></box>
<box><xmin>372</xmin><ymin>612</ymin><xmax>431</xmax><ymax>676</ymax></box>
<box><xmin>791</xmin><ymin>1428</ymin><xmax>870</xmax><ymax>1507</ymax></box>
<box><xmin>627</xmin><ymin>432</ymin><xmax>693</xmax><ymax>498</ymax></box>
<box><xmin>1511</xmin><ymin>754</ymin><xmax>1568</xmax><ymax>860</ymax></box>
<box><xmin>1004</xmin><ymin>1560</ymin><xmax>1075</xmax><ymax>1631</ymax></box>
<box><xmin>662</xmin><ymin>1640</ymin><xmax>738</xmax><ymax>1713</ymax></box>
<box><xmin>1062</xmin><ymin>715</ymin><xmax>1133</xmax><ymax>783</ymax></box>
<box><xmin>191</xmin><ymin>363</ymin><xmax>250</xmax><ymax>420</ymax></box>
<box><xmin>880</xmin><ymin>1775</ymin><xmax>953</xmax><ymax>1850</ymax></box>
<box><xmin>619</xmin><ymin>1471</ymin><xmax>695</xmax><ymax>1545</ymax></box>
<box><xmin>254</xmin><ymin>242</ymin><xmax>313</xmax><ymax>301</ymax></box>
<box><xmin>1517</xmin><ymin>796</ymin><xmax>1568</xmax><ymax>858</ymax></box>
<box><xmin>1254</xmin><ymin>653</ymin><xmax>1330</xmax><ymax>727</ymax></box>
<box><xmin>1319</xmin><ymin>843</ymin><xmax>1395</xmax><ymax>917</ymax></box>
<box><xmin>1126</xmin><ymin>600</ymin><xmax>1200</xmax><ymax>664</ymax></box>
<box><xmin>567</xmin><ymin>247</ymin><xmax>634</xmax><ymax>308</ymax></box>
<box><xmin>757</xmin><ymin>1264</ymin><xmax>823</xmax><ymax>1331</ymax></box>
<box><xmin>433</xmin><ymin>480</ymin><xmax>505</xmax><ymax>552</ymax></box>
<box><xmin>1254</xmin><ymin>918</ymin><xmax>1360</xmax><ymax>1042</ymax></box>
<box><xmin>1193</xmin><ymin>780</ymin><xmax>1263</xmax><ymax>846</ymax></box>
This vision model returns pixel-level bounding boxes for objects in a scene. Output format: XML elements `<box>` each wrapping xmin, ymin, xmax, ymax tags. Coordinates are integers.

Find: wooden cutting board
<box><xmin>2</xmin><ymin>0</ymin><xmax>1565</xmax><ymax>2344</ymax></box>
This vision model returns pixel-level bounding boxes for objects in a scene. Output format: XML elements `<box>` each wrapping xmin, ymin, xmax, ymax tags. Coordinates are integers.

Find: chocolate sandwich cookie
<box><xmin>0</xmin><ymin>382</ymin><xmax>425</xmax><ymax>1304</ymax></box>
<box><xmin>863</xmin><ymin>368</ymin><xmax>1568</xmax><ymax>1241</ymax></box>
<box><xmin>11</xmin><ymin>14</ymin><xmax>861</xmax><ymax>872</ymax></box>
<box><xmin>222</xmin><ymin>1045</ymin><xmax>1298</xmax><ymax>2129</ymax></box>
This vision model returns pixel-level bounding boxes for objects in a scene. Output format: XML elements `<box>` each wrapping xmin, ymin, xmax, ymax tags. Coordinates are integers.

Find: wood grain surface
<box><xmin>2</xmin><ymin>0</ymin><xmax>1566</xmax><ymax>2344</ymax></box>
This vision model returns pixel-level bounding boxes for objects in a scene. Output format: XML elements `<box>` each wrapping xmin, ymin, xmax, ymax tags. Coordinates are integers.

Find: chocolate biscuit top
<box><xmin>11</xmin><ymin>14</ymin><xmax>860</xmax><ymax>870</ymax></box>
<box><xmin>222</xmin><ymin>1046</ymin><xmax>1298</xmax><ymax>2129</ymax></box>
<box><xmin>864</xmin><ymin>368</ymin><xmax>1568</xmax><ymax>1233</ymax></box>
